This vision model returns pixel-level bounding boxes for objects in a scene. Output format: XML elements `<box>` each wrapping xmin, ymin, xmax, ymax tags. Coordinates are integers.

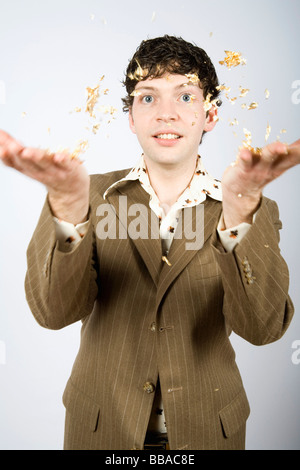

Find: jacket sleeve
<box><xmin>211</xmin><ymin>197</ymin><xmax>294</xmax><ymax>345</ymax></box>
<box><xmin>25</xmin><ymin>197</ymin><xmax>99</xmax><ymax>330</ymax></box>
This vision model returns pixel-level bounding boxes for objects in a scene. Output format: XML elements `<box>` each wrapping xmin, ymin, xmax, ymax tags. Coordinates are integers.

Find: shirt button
<box><xmin>143</xmin><ymin>381</ymin><xmax>155</xmax><ymax>394</ymax></box>
<box><xmin>150</xmin><ymin>322</ymin><xmax>156</xmax><ymax>332</ymax></box>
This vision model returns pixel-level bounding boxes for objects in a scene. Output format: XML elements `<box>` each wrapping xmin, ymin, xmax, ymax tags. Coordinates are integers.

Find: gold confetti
<box><xmin>265</xmin><ymin>89</ymin><xmax>270</xmax><ymax>99</ymax></box>
<box><xmin>71</xmin><ymin>139</ymin><xmax>89</xmax><ymax>159</ymax></box>
<box><xmin>229</xmin><ymin>118</ymin><xmax>239</xmax><ymax>126</ymax></box>
<box><xmin>228</xmin><ymin>96</ymin><xmax>238</xmax><ymax>105</ymax></box>
<box><xmin>151</xmin><ymin>11</ymin><xmax>156</xmax><ymax>22</ymax></box>
<box><xmin>248</xmin><ymin>102</ymin><xmax>258</xmax><ymax>110</ymax></box>
<box><xmin>97</xmin><ymin>105</ymin><xmax>118</xmax><ymax>116</ymax></box>
<box><xmin>240</xmin><ymin>128</ymin><xmax>261</xmax><ymax>155</ymax></box>
<box><xmin>130</xmin><ymin>90</ymin><xmax>142</xmax><ymax>97</ymax></box>
<box><xmin>21</xmin><ymin>112</ymin><xmax>27</xmax><ymax>117</ymax></box>
<box><xmin>216</xmin><ymin>84</ymin><xmax>231</xmax><ymax>93</ymax></box>
<box><xmin>162</xmin><ymin>255</ymin><xmax>172</xmax><ymax>266</ymax></box>
<box><xmin>128</xmin><ymin>60</ymin><xmax>148</xmax><ymax>81</ymax></box>
<box><xmin>265</xmin><ymin>123</ymin><xmax>271</xmax><ymax>142</ymax></box>
<box><xmin>203</xmin><ymin>93</ymin><xmax>212</xmax><ymax>111</ymax></box>
<box><xmin>280</xmin><ymin>129</ymin><xmax>287</xmax><ymax>134</ymax></box>
<box><xmin>92</xmin><ymin>123</ymin><xmax>101</xmax><ymax>134</ymax></box>
<box><xmin>239</xmin><ymin>86</ymin><xmax>250</xmax><ymax>97</ymax></box>
<box><xmin>185</xmin><ymin>73</ymin><xmax>199</xmax><ymax>85</ymax></box>
<box><xmin>203</xmin><ymin>93</ymin><xmax>219</xmax><ymax>112</ymax></box>
<box><xmin>188</xmin><ymin>94</ymin><xmax>197</xmax><ymax>105</ymax></box>
<box><xmin>86</xmin><ymin>76</ymin><xmax>104</xmax><ymax>118</ymax></box>
<box><xmin>219</xmin><ymin>50</ymin><xmax>247</xmax><ymax>69</ymax></box>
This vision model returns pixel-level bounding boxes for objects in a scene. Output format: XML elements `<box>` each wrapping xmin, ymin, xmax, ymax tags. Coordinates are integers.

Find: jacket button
<box><xmin>143</xmin><ymin>381</ymin><xmax>155</xmax><ymax>393</ymax></box>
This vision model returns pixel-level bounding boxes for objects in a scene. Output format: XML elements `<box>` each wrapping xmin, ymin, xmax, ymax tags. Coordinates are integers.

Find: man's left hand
<box><xmin>221</xmin><ymin>139</ymin><xmax>300</xmax><ymax>228</ymax></box>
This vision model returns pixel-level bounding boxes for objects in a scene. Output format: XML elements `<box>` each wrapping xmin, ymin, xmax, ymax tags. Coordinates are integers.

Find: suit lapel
<box><xmin>106</xmin><ymin>181</ymin><xmax>163</xmax><ymax>286</ymax></box>
<box><xmin>156</xmin><ymin>198</ymin><xmax>222</xmax><ymax>308</ymax></box>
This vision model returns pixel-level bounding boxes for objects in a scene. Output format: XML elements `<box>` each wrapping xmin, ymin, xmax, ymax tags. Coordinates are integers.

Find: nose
<box><xmin>156</xmin><ymin>98</ymin><xmax>179</xmax><ymax>123</ymax></box>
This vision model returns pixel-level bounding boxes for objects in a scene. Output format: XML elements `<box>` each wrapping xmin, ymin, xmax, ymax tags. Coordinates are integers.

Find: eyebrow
<box><xmin>135</xmin><ymin>83</ymin><xmax>198</xmax><ymax>92</ymax></box>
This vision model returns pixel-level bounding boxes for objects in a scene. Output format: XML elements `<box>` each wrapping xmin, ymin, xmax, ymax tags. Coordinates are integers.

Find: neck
<box><xmin>144</xmin><ymin>155</ymin><xmax>197</xmax><ymax>212</ymax></box>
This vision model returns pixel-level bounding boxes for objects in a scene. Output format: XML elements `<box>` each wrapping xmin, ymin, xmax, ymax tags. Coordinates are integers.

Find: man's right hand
<box><xmin>0</xmin><ymin>130</ymin><xmax>90</xmax><ymax>225</ymax></box>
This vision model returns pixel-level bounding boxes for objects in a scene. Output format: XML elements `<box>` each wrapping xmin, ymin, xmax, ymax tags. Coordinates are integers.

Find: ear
<box><xmin>204</xmin><ymin>106</ymin><xmax>218</xmax><ymax>132</ymax></box>
<box><xmin>128</xmin><ymin>109</ymin><xmax>136</xmax><ymax>134</ymax></box>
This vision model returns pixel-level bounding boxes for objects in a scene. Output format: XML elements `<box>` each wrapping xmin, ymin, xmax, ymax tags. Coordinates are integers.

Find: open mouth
<box><xmin>153</xmin><ymin>133</ymin><xmax>182</xmax><ymax>140</ymax></box>
<box><xmin>155</xmin><ymin>133</ymin><xmax>181</xmax><ymax>140</ymax></box>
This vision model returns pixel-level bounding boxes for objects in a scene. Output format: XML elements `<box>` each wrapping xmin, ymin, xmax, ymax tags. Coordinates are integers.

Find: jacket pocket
<box><xmin>219</xmin><ymin>388</ymin><xmax>250</xmax><ymax>438</ymax></box>
<box><xmin>62</xmin><ymin>378</ymin><xmax>100</xmax><ymax>432</ymax></box>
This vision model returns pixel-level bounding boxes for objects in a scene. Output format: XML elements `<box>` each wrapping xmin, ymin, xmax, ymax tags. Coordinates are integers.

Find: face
<box><xmin>128</xmin><ymin>73</ymin><xmax>218</xmax><ymax>170</ymax></box>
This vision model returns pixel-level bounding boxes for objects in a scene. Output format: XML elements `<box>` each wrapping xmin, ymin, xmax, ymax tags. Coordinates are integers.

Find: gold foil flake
<box><xmin>185</xmin><ymin>73</ymin><xmax>199</xmax><ymax>85</ymax></box>
<box><xmin>71</xmin><ymin>139</ymin><xmax>89</xmax><ymax>159</ymax></box>
<box><xmin>188</xmin><ymin>94</ymin><xmax>197</xmax><ymax>105</ymax></box>
<box><xmin>130</xmin><ymin>90</ymin><xmax>142</xmax><ymax>97</ymax></box>
<box><xmin>265</xmin><ymin>123</ymin><xmax>271</xmax><ymax>142</ymax></box>
<box><xmin>203</xmin><ymin>93</ymin><xmax>212</xmax><ymax>111</ymax></box>
<box><xmin>21</xmin><ymin>112</ymin><xmax>27</xmax><ymax>117</ymax></box>
<box><xmin>280</xmin><ymin>129</ymin><xmax>287</xmax><ymax>134</ymax></box>
<box><xmin>203</xmin><ymin>93</ymin><xmax>219</xmax><ymax>112</ymax></box>
<box><xmin>241</xmin><ymin>103</ymin><xmax>247</xmax><ymax>109</ymax></box>
<box><xmin>92</xmin><ymin>123</ymin><xmax>101</xmax><ymax>134</ymax></box>
<box><xmin>151</xmin><ymin>11</ymin><xmax>156</xmax><ymax>22</ymax></box>
<box><xmin>265</xmin><ymin>89</ymin><xmax>270</xmax><ymax>99</ymax></box>
<box><xmin>128</xmin><ymin>60</ymin><xmax>148</xmax><ymax>81</ymax></box>
<box><xmin>239</xmin><ymin>86</ymin><xmax>250</xmax><ymax>97</ymax></box>
<box><xmin>219</xmin><ymin>51</ymin><xmax>247</xmax><ymax>69</ymax></box>
<box><xmin>240</xmin><ymin>128</ymin><xmax>261</xmax><ymax>155</ymax></box>
<box><xmin>228</xmin><ymin>96</ymin><xmax>237</xmax><ymax>104</ymax></box>
<box><xmin>216</xmin><ymin>84</ymin><xmax>231</xmax><ymax>93</ymax></box>
<box><xmin>243</xmin><ymin>128</ymin><xmax>252</xmax><ymax>147</ymax></box>
<box><xmin>85</xmin><ymin>76</ymin><xmax>104</xmax><ymax>117</ymax></box>
<box><xmin>229</xmin><ymin>118</ymin><xmax>239</xmax><ymax>126</ymax></box>
<box><xmin>248</xmin><ymin>102</ymin><xmax>258</xmax><ymax>110</ymax></box>
<box><xmin>97</xmin><ymin>105</ymin><xmax>118</xmax><ymax>116</ymax></box>
<box><xmin>162</xmin><ymin>255</ymin><xmax>172</xmax><ymax>266</ymax></box>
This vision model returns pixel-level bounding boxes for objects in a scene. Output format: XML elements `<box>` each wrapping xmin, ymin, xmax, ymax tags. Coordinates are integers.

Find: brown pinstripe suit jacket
<box><xmin>25</xmin><ymin>168</ymin><xmax>294</xmax><ymax>450</ymax></box>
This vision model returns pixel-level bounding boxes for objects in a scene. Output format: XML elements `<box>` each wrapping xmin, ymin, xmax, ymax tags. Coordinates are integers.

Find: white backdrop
<box><xmin>0</xmin><ymin>0</ymin><xmax>299</xmax><ymax>450</ymax></box>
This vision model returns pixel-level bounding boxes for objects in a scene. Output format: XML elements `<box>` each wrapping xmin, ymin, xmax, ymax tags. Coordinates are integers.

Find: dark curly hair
<box><xmin>122</xmin><ymin>35</ymin><xmax>221</xmax><ymax>113</ymax></box>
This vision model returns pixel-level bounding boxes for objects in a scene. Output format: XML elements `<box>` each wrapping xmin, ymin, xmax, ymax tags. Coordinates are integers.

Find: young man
<box><xmin>0</xmin><ymin>36</ymin><xmax>299</xmax><ymax>450</ymax></box>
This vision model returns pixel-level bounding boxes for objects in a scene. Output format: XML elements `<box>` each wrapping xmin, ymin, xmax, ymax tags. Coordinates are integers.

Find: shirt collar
<box><xmin>103</xmin><ymin>154</ymin><xmax>222</xmax><ymax>207</ymax></box>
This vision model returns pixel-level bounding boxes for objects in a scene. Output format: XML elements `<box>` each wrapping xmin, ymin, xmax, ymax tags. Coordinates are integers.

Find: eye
<box><xmin>180</xmin><ymin>93</ymin><xmax>193</xmax><ymax>103</ymax></box>
<box><xmin>142</xmin><ymin>95</ymin><xmax>154</xmax><ymax>104</ymax></box>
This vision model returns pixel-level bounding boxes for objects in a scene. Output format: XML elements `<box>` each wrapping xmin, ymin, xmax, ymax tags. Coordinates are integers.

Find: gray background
<box><xmin>0</xmin><ymin>0</ymin><xmax>299</xmax><ymax>450</ymax></box>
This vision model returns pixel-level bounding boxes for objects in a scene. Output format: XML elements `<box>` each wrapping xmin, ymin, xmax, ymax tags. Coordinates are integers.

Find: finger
<box><xmin>236</xmin><ymin>148</ymin><xmax>259</xmax><ymax>170</ymax></box>
<box><xmin>0</xmin><ymin>130</ymin><xmax>24</xmax><ymax>151</ymax></box>
<box><xmin>260</xmin><ymin>141</ymin><xmax>288</xmax><ymax>164</ymax></box>
<box><xmin>21</xmin><ymin>147</ymin><xmax>74</xmax><ymax>171</ymax></box>
<box><xmin>287</xmin><ymin>139</ymin><xmax>300</xmax><ymax>164</ymax></box>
